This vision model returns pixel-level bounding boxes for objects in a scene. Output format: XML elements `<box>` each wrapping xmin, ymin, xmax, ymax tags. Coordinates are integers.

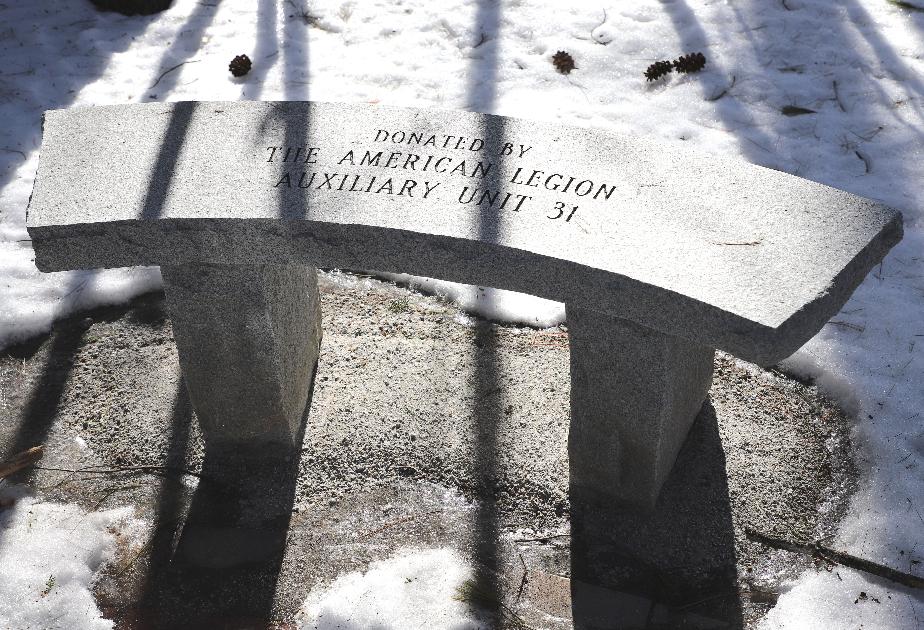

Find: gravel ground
<box><xmin>0</xmin><ymin>272</ymin><xmax>857</xmax><ymax>629</ymax></box>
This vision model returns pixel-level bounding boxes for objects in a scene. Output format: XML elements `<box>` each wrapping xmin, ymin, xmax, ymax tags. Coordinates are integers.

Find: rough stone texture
<box><xmin>160</xmin><ymin>263</ymin><xmax>321</xmax><ymax>449</ymax></box>
<box><xmin>24</xmin><ymin>100</ymin><xmax>902</xmax><ymax>508</ymax></box>
<box><xmin>27</xmin><ymin>101</ymin><xmax>902</xmax><ymax>365</ymax></box>
<box><xmin>567</xmin><ymin>305</ymin><xmax>715</xmax><ymax>508</ymax></box>
<box><xmin>0</xmin><ymin>277</ymin><xmax>859</xmax><ymax>628</ymax></box>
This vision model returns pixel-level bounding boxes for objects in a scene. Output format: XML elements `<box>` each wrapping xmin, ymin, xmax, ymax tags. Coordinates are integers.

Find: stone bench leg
<box><xmin>161</xmin><ymin>264</ymin><xmax>321</xmax><ymax>452</ymax></box>
<box><xmin>566</xmin><ymin>305</ymin><xmax>714</xmax><ymax>509</ymax></box>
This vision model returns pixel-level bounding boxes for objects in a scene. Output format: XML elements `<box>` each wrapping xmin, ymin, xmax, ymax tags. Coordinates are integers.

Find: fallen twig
<box><xmin>148</xmin><ymin>60</ymin><xmax>199</xmax><ymax>90</ymax></box>
<box><xmin>677</xmin><ymin>590</ymin><xmax>736</xmax><ymax>611</ymax></box>
<box><xmin>34</xmin><ymin>464</ymin><xmax>204</xmax><ymax>480</ymax></box>
<box><xmin>745</xmin><ymin>527</ymin><xmax>924</xmax><ymax>589</ymax></box>
<box><xmin>826</xmin><ymin>320</ymin><xmax>865</xmax><ymax>332</ymax></box>
<box><xmin>285</xmin><ymin>0</ymin><xmax>318</xmax><ymax>25</ymax></box>
<box><xmin>706</xmin><ymin>75</ymin><xmax>736</xmax><ymax>102</ymax></box>
<box><xmin>515</xmin><ymin>554</ymin><xmax>529</xmax><ymax>604</ymax></box>
<box><xmin>61</xmin><ymin>278</ymin><xmax>90</xmax><ymax>301</ymax></box>
<box><xmin>92</xmin><ymin>484</ymin><xmax>142</xmax><ymax>511</ymax></box>
<box><xmin>850</xmin><ymin>126</ymin><xmax>884</xmax><ymax>142</ymax></box>
<box><xmin>591</xmin><ymin>9</ymin><xmax>609</xmax><ymax>44</ymax></box>
<box><xmin>781</xmin><ymin>105</ymin><xmax>817</xmax><ymax>116</ymax></box>
<box><xmin>907</xmin><ymin>498</ymin><xmax>924</xmax><ymax>529</ymax></box>
<box><xmin>0</xmin><ymin>446</ymin><xmax>43</xmax><ymax>479</ymax></box>
<box><xmin>888</xmin><ymin>0</ymin><xmax>924</xmax><ymax>12</ymax></box>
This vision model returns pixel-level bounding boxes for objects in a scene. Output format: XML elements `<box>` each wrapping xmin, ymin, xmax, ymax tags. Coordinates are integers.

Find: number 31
<box><xmin>548</xmin><ymin>202</ymin><xmax>578</xmax><ymax>222</ymax></box>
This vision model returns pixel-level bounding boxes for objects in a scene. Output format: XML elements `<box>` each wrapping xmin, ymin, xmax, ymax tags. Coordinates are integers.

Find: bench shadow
<box><xmin>134</xmin><ymin>377</ymin><xmax>314</xmax><ymax>629</ymax></box>
<box><xmin>1</xmin><ymin>273</ymin><xmax>96</xmax><ymax>460</ymax></box>
<box><xmin>466</xmin><ymin>1</ymin><xmax>505</xmax><ymax>624</ymax></box>
<box><xmin>455</xmin><ymin>1</ymin><xmax>745</xmax><ymax>625</ymax></box>
<box><xmin>679</xmin><ymin>4</ymin><xmax>920</xmax><ymax>625</ymax></box>
<box><xmin>569</xmin><ymin>400</ymin><xmax>743</xmax><ymax>628</ymax></box>
<box><xmin>467</xmin><ymin>320</ymin><xmax>504</xmax><ymax>625</ymax></box>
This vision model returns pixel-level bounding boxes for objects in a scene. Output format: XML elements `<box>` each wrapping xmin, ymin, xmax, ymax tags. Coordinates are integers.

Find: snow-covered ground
<box><xmin>297</xmin><ymin>547</ymin><xmax>488</xmax><ymax>630</ymax></box>
<box><xmin>0</xmin><ymin>484</ymin><xmax>143</xmax><ymax>630</ymax></box>
<box><xmin>0</xmin><ymin>0</ymin><xmax>922</xmax><ymax>627</ymax></box>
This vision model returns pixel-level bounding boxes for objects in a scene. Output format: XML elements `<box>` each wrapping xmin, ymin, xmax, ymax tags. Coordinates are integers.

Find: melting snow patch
<box><xmin>0</xmin><ymin>486</ymin><xmax>140</xmax><ymax>630</ymax></box>
<box><xmin>297</xmin><ymin>547</ymin><xmax>488</xmax><ymax>630</ymax></box>
<box><xmin>758</xmin><ymin>568</ymin><xmax>923</xmax><ymax>630</ymax></box>
<box><xmin>382</xmin><ymin>273</ymin><xmax>566</xmax><ymax>329</ymax></box>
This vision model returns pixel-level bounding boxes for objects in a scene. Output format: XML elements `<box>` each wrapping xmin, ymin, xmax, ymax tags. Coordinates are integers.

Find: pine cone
<box><xmin>644</xmin><ymin>60</ymin><xmax>673</xmax><ymax>82</ymax></box>
<box><xmin>229</xmin><ymin>54</ymin><xmax>252</xmax><ymax>77</ymax></box>
<box><xmin>673</xmin><ymin>52</ymin><xmax>706</xmax><ymax>74</ymax></box>
<box><xmin>552</xmin><ymin>51</ymin><xmax>576</xmax><ymax>75</ymax></box>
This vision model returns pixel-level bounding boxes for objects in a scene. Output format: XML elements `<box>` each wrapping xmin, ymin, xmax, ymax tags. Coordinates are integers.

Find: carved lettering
<box><xmin>267</xmin><ymin>126</ymin><xmax>613</xmax><ymax>227</ymax></box>
<box><xmin>500</xmin><ymin>142</ymin><xmax>532</xmax><ymax>158</ymax></box>
<box><xmin>459</xmin><ymin>186</ymin><xmax>531</xmax><ymax>211</ymax></box>
<box><xmin>267</xmin><ymin>146</ymin><xmax>320</xmax><ymax>163</ymax></box>
<box><xmin>276</xmin><ymin>170</ymin><xmax>440</xmax><ymax>199</ymax></box>
<box><xmin>374</xmin><ymin>129</ymin><xmax>485</xmax><ymax>152</ymax></box>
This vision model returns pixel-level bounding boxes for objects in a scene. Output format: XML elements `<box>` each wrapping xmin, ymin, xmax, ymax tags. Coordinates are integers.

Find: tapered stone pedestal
<box><xmin>567</xmin><ymin>305</ymin><xmax>714</xmax><ymax>509</ymax></box>
<box><xmin>161</xmin><ymin>264</ymin><xmax>321</xmax><ymax>451</ymax></box>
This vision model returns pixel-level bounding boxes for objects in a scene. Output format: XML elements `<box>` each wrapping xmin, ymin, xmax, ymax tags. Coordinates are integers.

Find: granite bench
<box><xmin>26</xmin><ymin>101</ymin><xmax>902</xmax><ymax>508</ymax></box>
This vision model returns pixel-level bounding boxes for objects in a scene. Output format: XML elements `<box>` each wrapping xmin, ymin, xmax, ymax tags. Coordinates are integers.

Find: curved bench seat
<box><xmin>28</xmin><ymin>101</ymin><xmax>901</xmax><ymax>365</ymax></box>
<box><xmin>26</xmin><ymin>101</ymin><xmax>902</xmax><ymax>507</ymax></box>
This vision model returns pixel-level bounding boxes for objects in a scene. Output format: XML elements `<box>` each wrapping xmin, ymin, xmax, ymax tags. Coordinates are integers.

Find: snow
<box><xmin>0</xmin><ymin>484</ymin><xmax>141</xmax><ymax>630</ymax></box>
<box><xmin>297</xmin><ymin>547</ymin><xmax>487</xmax><ymax>630</ymax></box>
<box><xmin>0</xmin><ymin>0</ymin><xmax>922</xmax><ymax>626</ymax></box>
<box><xmin>382</xmin><ymin>274</ymin><xmax>565</xmax><ymax>328</ymax></box>
<box><xmin>759</xmin><ymin>567</ymin><xmax>923</xmax><ymax>630</ymax></box>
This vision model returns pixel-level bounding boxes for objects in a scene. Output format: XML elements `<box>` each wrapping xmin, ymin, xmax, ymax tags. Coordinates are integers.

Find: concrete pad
<box><xmin>0</xmin><ymin>275</ymin><xmax>858</xmax><ymax>628</ymax></box>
